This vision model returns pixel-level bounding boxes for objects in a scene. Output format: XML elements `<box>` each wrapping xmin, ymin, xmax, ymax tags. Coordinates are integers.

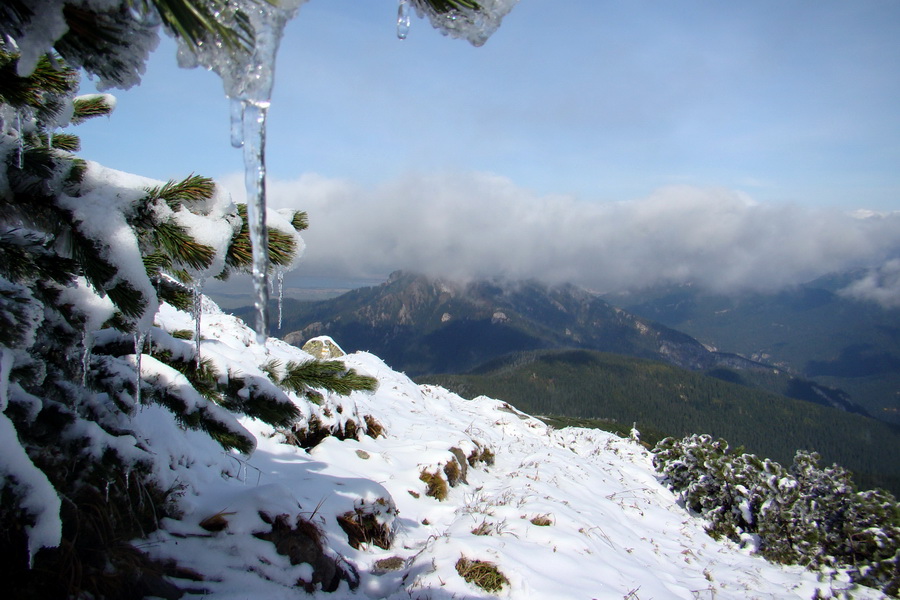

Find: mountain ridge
<box><xmin>242</xmin><ymin>270</ymin><xmax>864</xmax><ymax>415</ymax></box>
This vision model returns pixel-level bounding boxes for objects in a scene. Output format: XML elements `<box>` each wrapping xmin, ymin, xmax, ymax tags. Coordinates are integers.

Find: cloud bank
<box><xmin>219</xmin><ymin>172</ymin><xmax>900</xmax><ymax>301</ymax></box>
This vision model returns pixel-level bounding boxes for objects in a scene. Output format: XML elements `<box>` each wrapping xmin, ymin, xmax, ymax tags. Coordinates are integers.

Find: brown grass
<box><xmin>455</xmin><ymin>556</ymin><xmax>509</xmax><ymax>593</ymax></box>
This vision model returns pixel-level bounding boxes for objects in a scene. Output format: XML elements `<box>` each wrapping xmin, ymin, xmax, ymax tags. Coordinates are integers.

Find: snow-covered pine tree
<box><xmin>0</xmin><ymin>2</ymin><xmax>514</xmax><ymax>597</ymax></box>
<box><xmin>0</xmin><ymin>42</ymin><xmax>382</xmax><ymax>598</ymax></box>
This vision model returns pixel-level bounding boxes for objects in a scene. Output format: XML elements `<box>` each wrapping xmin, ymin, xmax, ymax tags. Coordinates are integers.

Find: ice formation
<box><xmin>175</xmin><ymin>0</ymin><xmax>309</xmax><ymax>342</ymax></box>
<box><xmin>411</xmin><ymin>0</ymin><xmax>520</xmax><ymax>47</ymax></box>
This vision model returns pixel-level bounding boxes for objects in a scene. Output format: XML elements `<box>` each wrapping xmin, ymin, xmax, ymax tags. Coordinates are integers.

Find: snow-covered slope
<box><xmin>143</xmin><ymin>301</ymin><xmax>878</xmax><ymax>599</ymax></box>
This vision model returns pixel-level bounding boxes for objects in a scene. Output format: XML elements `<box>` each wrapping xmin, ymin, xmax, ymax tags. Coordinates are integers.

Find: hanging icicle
<box><xmin>133</xmin><ymin>331</ymin><xmax>146</xmax><ymax>408</ymax></box>
<box><xmin>230</xmin><ymin>97</ymin><xmax>244</xmax><ymax>149</ymax></box>
<box><xmin>15</xmin><ymin>110</ymin><xmax>24</xmax><ymax>169</ymax></box>
<box><xmin>192</xmin><ymin>282</ymin><xmax>203</xmax><ymax>368</ymax></box>
<box><xmin>276</xmin><ymin>268</ymin><xmax>285</xmax><ymax>330</ymax></box>
<box><xmin>397</xmin><ymin>0</ymin><xmax>412</xmax><ymax>39</ymax></box>
<box><xmin>81</xmin><ymin>331</ymin><xmax>93</xmax><ymax>387</ymax></box>
<box><xmin>238</xmin><ymin>99</ymin><xmax>271</xmax><ymax>343</ymax></box>
<box><xmin>174</xmin><ymin>0</ymin><xmax>308</xmax><ymax>343</ymax></box>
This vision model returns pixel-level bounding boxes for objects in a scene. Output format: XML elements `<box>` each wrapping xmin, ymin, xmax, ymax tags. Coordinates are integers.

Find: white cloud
<box><xmin>217</xmin><ymin>171</ymin><xmax>900</xmax><ymax>295</ymax></box>
<box><xmin>840</xmin><ymin>259</ymin><xmax>900</xmax><ymax>309</ymax></box>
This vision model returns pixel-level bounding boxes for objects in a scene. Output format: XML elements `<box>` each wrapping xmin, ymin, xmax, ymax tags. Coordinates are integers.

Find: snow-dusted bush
<box><xmin>653</xmin><ymin>434</ymin><xmax>900</xmax><ymax>596</ymax></box>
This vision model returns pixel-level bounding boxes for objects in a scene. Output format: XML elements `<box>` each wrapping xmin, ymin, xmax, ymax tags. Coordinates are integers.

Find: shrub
<box><xmin>653</xmin><ymin>434</ymin><xmax>900</xmax><ymax>597</ymax></box>
<box><xmin>467</xmin><ymin>443</ymin><xmax>496</xmax><ymax>467</ymax></box>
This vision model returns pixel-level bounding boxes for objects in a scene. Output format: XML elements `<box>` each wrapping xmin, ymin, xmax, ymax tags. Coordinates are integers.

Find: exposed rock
<box><xmin>302</xmin><ymin>335</ymin><xmax>345</xmax><ymax>359</ymax></box>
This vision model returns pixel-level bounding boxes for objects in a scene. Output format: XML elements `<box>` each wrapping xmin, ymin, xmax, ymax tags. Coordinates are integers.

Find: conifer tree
<box><xmin>0</xmin><ymin>2</ymin><xmax>512</xmax><ymax>596</ymax></box>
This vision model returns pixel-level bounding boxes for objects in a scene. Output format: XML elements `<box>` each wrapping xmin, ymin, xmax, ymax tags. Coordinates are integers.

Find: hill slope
<box><xmin>418</xmin><ymin>348</ymin><xmax>900</xmax><ymax>494</ymax></box>
<box><xmin>137</xmin><ymin>303</ymin><xmax>885</xmax><ymax>598</ymax></box>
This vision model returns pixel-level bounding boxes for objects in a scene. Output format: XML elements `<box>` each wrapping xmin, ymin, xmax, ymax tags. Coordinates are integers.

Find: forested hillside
<box><xmin>612</xmin><ymin>274</ymin><xmax>900</xmax><ymax>422</ymax></box>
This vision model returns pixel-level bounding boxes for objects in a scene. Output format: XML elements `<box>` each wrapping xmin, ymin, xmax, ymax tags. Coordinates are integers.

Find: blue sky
<box><xmin>75</xmin><ymin>0</ymin><xmax>900</xmax><ymax>298</ymax></box>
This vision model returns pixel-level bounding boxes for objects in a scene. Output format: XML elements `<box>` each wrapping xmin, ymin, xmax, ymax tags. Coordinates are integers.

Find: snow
<box><xmin>0</xmin><ymin>411</ymin><xmax>62</xmax><ymax>567</ymax></box>
<box><xmin>8</xmin><ymin>0</ymin><xmax>68</xmax><ymax>78</ymax></box>
<box><xmin>127</xmin><ymin>299</ymin><xmax>884</xmax><ymax>599</ymax></box>
<box><xmin>57</xmin><ymin>161</ymin><xmax>162</xmax><ymax>330</ymax></box>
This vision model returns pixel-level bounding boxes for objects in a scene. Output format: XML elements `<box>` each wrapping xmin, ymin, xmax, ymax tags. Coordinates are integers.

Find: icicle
<box><xmin>230</xmin><ymin>97</ymin><xmax>244</xmax><ymax>148</ymax></box>
<box><xmin>276</xmin><ymin>268</ymin><xmax>285</xmax><ymax>330</ymax></box>
<box><xmin>397</xmin><ymin>0</ymin><xmax>411</xmax><ymax>39</ymax></box>
<box><xmin>192</xmin><ymin>282</ymin><xmax>203</xmax><ymax>368</ymax></box>
<box><xmin>81</xmin><ymin>331</ymin><xmax>93</xmax><ymax>387</ymax></box>
<box><xmin>0</xmin><ymin>347</ymin><xmax>13</xmax><ymax>412</ymax></box>
<box><xmin>133</xmin><ymin>331</ymin><xmax>147</xmax><ymax>407</ymax></box>
<box><xmin>173</xmin><ymin>1</ymin><xmax>308</xmax><ymax>343</ymax></box>
<box><xmin>15</xmin><ymin>111</ymin><xmax>24</xmax><ymax>169</ymax></box>
<box><xmin>240</xmin><ymin>100</ymin><xmax>271</xmax><ymax>343</ymax></box>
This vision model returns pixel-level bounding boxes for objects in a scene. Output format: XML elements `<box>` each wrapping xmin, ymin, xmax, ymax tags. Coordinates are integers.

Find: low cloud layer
<box><xmin>220</xmin><ymin>172</ymin><xmax>900</xmax><ymax>302</ymax></box>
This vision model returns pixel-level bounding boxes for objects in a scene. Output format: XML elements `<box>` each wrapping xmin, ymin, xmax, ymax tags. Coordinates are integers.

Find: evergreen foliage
<box><xmin>280</xmin><ymin>359</ymin><xmax>378</xmax><ymax>397</ymax></box>
<box><xmin>0</xmin><ymin>44</ymin><xmax>312</xmax><ymax>597</ymax></box>
<box><xmin>0</xmin><ymin>2</ymin><xmax>513</xmax><ymax>597</ymax></box>
<box><xmin>654</xmin><ymin>434</ymin><xmax>900</xmax><ymax>596</ymax></box>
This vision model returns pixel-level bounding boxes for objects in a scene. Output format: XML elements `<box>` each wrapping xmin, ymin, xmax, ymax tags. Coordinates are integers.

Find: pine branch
<box><xmin>0</xmin><ymin>284</ymin><xmax>38</xmax><ymax>348</ymax></box>
<box><xmin>71</xmin><ymin>95</ymin><xmax>114</xmax><ymax>124</ymax></box>
<box><xmin>280</xmin><ymin>360</ymin><xmax>378</xmax><ymax>396</ymax></box>
<box><xmin>0</xmin><ymin>49</ymin><xmax>77</xmax><ymax>111</ymax></box>
<box><xmin>260</xmin><ymin>358</ymin><xmax>282</xmax><ymax>382</ymax></box>
<box><xmin>267</xmin><ymin>227</ymin><xmax>296</xmax><ymax>267</ymax></box>
<box><xmin>221</xmin><ymin>372</ymin><xmax>301</xmax><ymax>428</ymax></box>
<box><xmin>34</xmin><ymin>132</ymin><xmax>80</xmax><ymax>152</ymax></box>
<box><xmin>290</xmin><ymin>210</ymin><xmax>309</xmax><ymax>233</ymax></box>
<box><xmin>150</xmin><ymin>383</ymin><xmax>255</xmax><ymax>453</ymax></box>
<box><xmin>0</xmin><ymin>229</ymin><xmax>76</xmax><ymax>286</ymax></box>
<box><xmin>224</xmin><ymin>203</ymin><xmax>300</xmax><ymax>273</ymax></box>
<box><xmin>53</xmin><ymin>3</ymin><xmax>159</xmax><ymax>89</ymax></box>
<box><xmin>418</xmin><ymin>0</ymin><xmax>483</xmax><ymax>13</ymax></box>
<box><xmin>106</xmin><ymin>279</ymin><xmax>147</xmax><ymax>319</ymax></box>
<box><xmin>144</xmin><ymin>174</ymin><xmax>215</xmax><ymax>211</ymax></box>
<box><xmin>155</xmin><ymin>348</ymin><xmax>221</xmax><ymax>403</ymax></box>
<box><xmin>152</xmin><ymin>221</ymin><xmax>216</xmax><ymax>270</ymax></box>
<box><xmin>152</xmin><ymin>0</ymin><xmax>259</xmax><ymax>53</ymax></box>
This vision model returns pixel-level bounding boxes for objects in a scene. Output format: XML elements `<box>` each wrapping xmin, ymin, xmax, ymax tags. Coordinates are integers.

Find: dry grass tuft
<box><xmin>419</xmin><ymin>469</ymin><xmax>449</xmax><ymax>501</ymax></box>
<box><xmin>364</xmin><ymin>415</ymin><xmax>385</xmax><ymax>438</ymax></box>
<box><xmin>528</xmin><ymin>514</ymin><xmax>554</xmax><ymax>526</ymax></box>
<box><xmin>372</xmin><ymin>556</ymin><xmax>405</xmax><ymax>572</ymax></box>
<box><xmin>455</xmin><ymin>556</ymin><xmax>509</xmax><ymax>593</ymax></box>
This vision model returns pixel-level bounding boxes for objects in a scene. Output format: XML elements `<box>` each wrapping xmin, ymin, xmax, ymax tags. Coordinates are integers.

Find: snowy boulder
<box><xmin>301</xmin><ymin>336</ymin><xmax>345</xmax><ymax>359</ymax></box>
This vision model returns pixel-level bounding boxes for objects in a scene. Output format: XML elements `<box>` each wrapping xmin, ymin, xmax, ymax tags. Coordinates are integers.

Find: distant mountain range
<box><xmin>607</xmin><ymin>271</ymin><xmax>900</xmax><ymax>423</ymax></box>
<box><xmin>234</xmin><ymin>270</ymin><xmax>868</xmax><ymax>416</ymax></box>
